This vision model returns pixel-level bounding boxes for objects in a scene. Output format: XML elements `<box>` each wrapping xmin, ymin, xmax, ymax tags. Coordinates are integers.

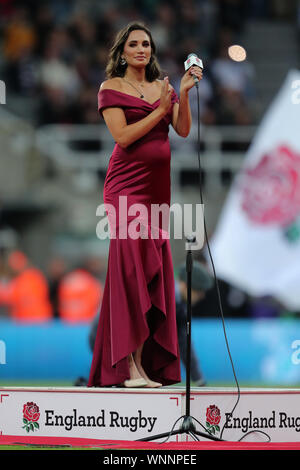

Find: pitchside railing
<box><xmin>35</xmin><ymin>123</ymin><xmax>257</xmax><ymax>190</ymax></box>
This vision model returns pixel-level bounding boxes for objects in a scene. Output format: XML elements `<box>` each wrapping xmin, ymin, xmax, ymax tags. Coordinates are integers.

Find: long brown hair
<box><xmin>105</xmin><ymin>22</ymin><xmax>161</xmax><ymax>82</ymax></box>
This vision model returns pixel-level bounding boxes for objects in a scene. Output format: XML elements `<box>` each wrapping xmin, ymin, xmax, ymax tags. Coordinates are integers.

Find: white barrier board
<box><xmin>190</xmin><ymin>388</ymin><xmax>300</xmax><ymax>442</ymax></box>
<box><xmin>1</xmin><ymin>387</ymin><xmax>300</xmax><ymax>443</ymax></box>
<box><xmin>0</xmin><ymin>387</ymin><xmax>184</xmax><ymax>442</ymax></box>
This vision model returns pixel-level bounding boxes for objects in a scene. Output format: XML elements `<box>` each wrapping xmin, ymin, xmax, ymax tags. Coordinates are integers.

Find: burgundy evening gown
<box><xmin>88</xmin><ymin>87</ymin><xmax>181</xmax><ymax>387</ymax></box>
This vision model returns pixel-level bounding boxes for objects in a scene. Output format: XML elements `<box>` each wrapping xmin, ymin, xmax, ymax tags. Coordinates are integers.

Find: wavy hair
<box><xmin>105</xmin><ymin>22</ymin><xmax>161</xmax><ymax>82</ymax></box>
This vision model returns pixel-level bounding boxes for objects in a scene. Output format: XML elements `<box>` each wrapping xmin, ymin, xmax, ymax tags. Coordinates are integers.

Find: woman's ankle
<box><xmin>131</xmin><ymin>355</ymin><xmax>162</xmax><ymax>388</ymax></box>
<box><xmin>128</xmin><ymin>354</ymin><xmax>143</xmax><ymax>380</ymax></box>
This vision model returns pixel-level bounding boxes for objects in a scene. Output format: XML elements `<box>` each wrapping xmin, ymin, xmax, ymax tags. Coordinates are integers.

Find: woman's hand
<box><xmin>180</xmin><ymin>66</ymin><xmax>203</xmax><ymax>94</ymax></box>
<box><xmin>158</xmin><ymin>76</ymin><xmax>172</xmax><ymax>114</ymax></box>
<box><xmin>171</xmin><ymin>66</ymin><xmax>202</xmax><ymax>138</ymax></box>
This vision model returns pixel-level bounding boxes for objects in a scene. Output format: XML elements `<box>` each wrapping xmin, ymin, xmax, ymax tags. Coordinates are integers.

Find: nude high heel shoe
<box><xmin>123</xmin><ymin>378</ymin><xmax>147</xmax><ymax>388</ymax></box>
<box><xmin>144</xmin><ymin>379</ymin><xmax>162</xmax><ymax>388</ymax></box>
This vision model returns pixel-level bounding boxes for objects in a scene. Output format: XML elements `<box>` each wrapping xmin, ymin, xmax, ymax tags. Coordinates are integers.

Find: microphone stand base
<box><xmin>137</xmin><ymin>415</ymin><xmax>225</xmax><ymax>443</ymax></box>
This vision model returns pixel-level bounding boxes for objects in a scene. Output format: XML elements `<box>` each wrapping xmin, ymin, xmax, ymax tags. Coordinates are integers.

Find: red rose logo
<box><xmin>206</xmin><ymin>405</ymin><xmax>221</xmax><ymax>434</ymax></box>
<box><xmin>241</xmin><ymin>145</ymin><xmax>300</xmax><ymax>227</ymax></box>
<box><xmin>22</xmin><ymin>402</ymin><xmax>40</xmax><ymax>432</ymax></box>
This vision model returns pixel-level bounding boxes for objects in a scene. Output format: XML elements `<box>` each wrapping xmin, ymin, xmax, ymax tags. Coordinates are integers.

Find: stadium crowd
<box><xmin>0</xmin><ymin>0</ymin><xmax>277</xmax><ymax>128</ymax></box>
<box><xmin>0</xmin><ymin>245</ymin><xmax>294</xmax><ymax>324</ymax></box>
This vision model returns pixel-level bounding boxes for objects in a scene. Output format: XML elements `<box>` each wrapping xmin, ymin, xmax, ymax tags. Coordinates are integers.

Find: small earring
<box><xmin>120</xmin><ymin>57</ymin><xmax>127</xmax><ymax>66</ymax></box>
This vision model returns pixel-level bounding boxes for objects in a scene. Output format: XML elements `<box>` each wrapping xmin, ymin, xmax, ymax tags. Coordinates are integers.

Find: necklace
<box><xmin>122</xmin><ymin>78</ymin><xmax>145</xmax><ymax>99</ymax></box>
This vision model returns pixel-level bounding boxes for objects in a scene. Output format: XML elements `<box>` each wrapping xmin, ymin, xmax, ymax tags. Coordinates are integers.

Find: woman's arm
<box><xmin>172</xmin><ymin>89</ymin><xmax>192</xmax><ymax>138</ymax></box>
<box><xmin>101</xmin><ymin>78</ymin><xmax>172</xmax><ymax>148</ymax></box>
<box><xmin>103</xmin><ymin>107</ymin><xmax>166</xmax><ymax>149</ymax></box>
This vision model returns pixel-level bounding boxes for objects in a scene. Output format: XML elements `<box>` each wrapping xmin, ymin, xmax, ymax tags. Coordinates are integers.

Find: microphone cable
<box><xmin>193</xmin><ymin>79</ymin><xmax>271</xmax><ymax>444</ymax></box>
<box><xmin>194</xmin><ymin>80</ymin><xmax>241</xmax><ymax>439</ymax></box>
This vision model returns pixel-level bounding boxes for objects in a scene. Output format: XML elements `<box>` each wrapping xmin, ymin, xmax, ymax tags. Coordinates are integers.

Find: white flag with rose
<box><xmin>210</xmin><ymin>69</ymin><xmax>300</xmax><ymax>310</ymax></box>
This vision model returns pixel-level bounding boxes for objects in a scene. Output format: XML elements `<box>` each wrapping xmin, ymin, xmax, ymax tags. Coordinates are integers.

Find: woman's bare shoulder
<box><xmin>99</xmin><ymin>77</ymin><xmax>123</xmax><ymax>91</ymax></box>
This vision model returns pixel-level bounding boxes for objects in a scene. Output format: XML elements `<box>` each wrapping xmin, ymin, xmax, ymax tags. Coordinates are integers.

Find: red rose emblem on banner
<box><xmin>241</xmin><ymin>145</ymin><xmax>300</xmax><ymax>227</ymax></box>
<box><xmin>206</xmin><ymin>404</ymin><xmax>221</xmax><ymax>434</ymax></box>
<box><xmin>22</xmin><ymin>402</ymin><xmax>40</xmax><ymax>432</ymax></box>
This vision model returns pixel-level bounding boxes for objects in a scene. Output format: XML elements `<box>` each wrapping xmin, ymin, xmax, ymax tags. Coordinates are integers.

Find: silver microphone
<box><xmin>184</xmin><ymin>53</ymin><xmax>203</xmax><ymax>84</ymax></box>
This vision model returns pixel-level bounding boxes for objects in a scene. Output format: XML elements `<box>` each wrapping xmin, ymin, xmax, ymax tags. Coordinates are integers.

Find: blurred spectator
<box><xmin>249</xmin><ymin>295</ymin><xmax>281</xmax><ymax>318</ymax></box>
<box><xmin>32</xmin><ymin>3</ymin><xmax>55</xmax><ymax>57</ymax></box>
<box><xmin>36</xmin><ymin>85</ymin><xmax>80</xmax><ymax>125</ymax></box>
<box><xmin>0</xmin><ymin>252</ymin><xmax>11</xmax><ymax>318</ymax></box>
<box><xmin>3</xmin><ymin>6</ymin><xmax>36</xmax><ymax>61</ymax></box>
<box><xmin>210</xmin><ymin>31</ymin><xmax>255</xmax><ymax>126</ymax></box>
<box><xmin>149</xmin><ymin>2</ymin><xmax>176</xmax><ymax>53</ymax></box>
<box><xmin>2</xmin><ymin>6</ymin><xmax>39</xmax><ymax>95</ymax></box>
<box><xmin>58</xmin><ymin>266</ymin><xmax>103</xmax><ymax>323</ymax></box>
<box><xmin>192</xmin><ymin>276</ymin><xmax>251</xmax><ymax>318</ymax></box>
<box><xmin>174</xmin><ymin>0</ymin><xmax>203</xmax><ymax>50</ymax></box>
<box><xmin>211</xmin><ymin>43</ymin><xmax>255</xmax><ymax>100</ymax></box>
<box><xmin>38</xmin><ymin>28</ymin><xmax>81</xmax><ymax>99</ymax></box>
<box><xmin>2</xmin><ymin>250</ymin><xmax>53</xmax><ymax>322</ymax></box>
<box><xmin>74</xmin><ymin>85</ymin><xmax>102</xmax><ymax>125</ymax></box>
<box><xmin>46</xmin><ymin>255</ymin><xmax>68</xmax><ymax>319</ymax></box>
<box><xmin>191</xmin><ymin>251</ymin><xmax>251</xmax><ymax>318</ymax></box>
<box><xmin>67</xmin><ymin>11</ymin><xmax>98</xmax><ymax>57</ymax></box>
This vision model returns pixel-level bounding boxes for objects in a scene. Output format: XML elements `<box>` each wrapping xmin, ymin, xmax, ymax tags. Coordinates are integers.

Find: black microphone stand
<box><xmin>137</xmin><ymin>235</ymin><xmax>224</xmax><ymax>443</ymax></box>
